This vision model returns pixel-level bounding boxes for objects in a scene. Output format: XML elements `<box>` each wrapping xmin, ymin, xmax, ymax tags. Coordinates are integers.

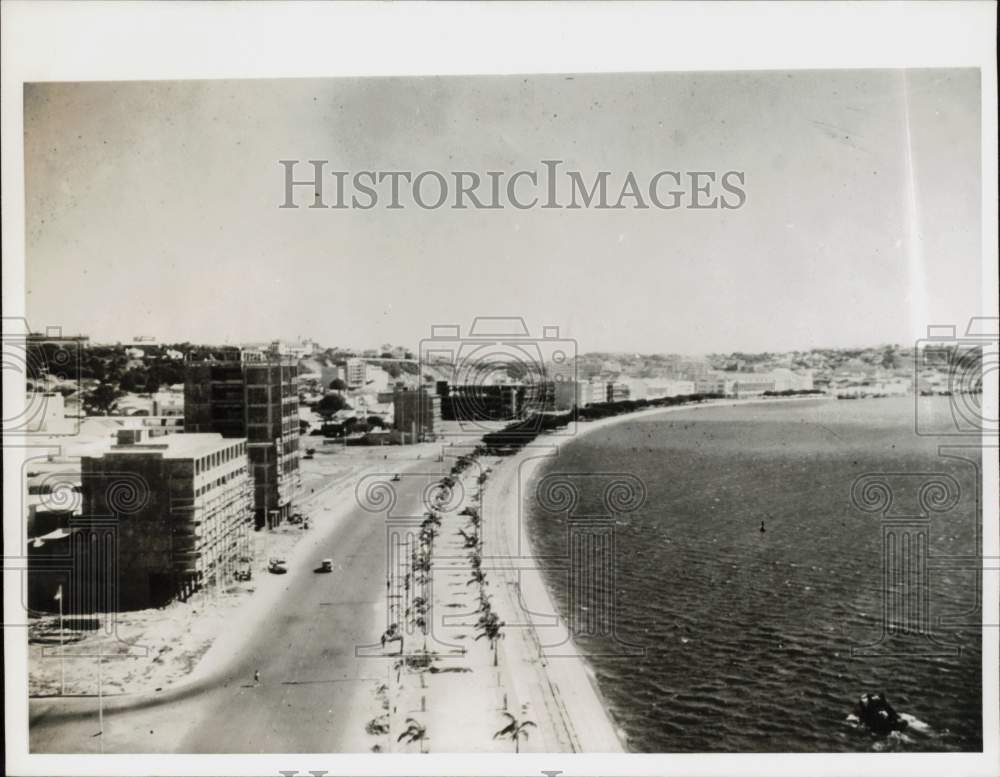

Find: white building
<box><xmin>646</xmin><ymin>379</ymin><xmax>696</xmax><ymax>398</ymax></box>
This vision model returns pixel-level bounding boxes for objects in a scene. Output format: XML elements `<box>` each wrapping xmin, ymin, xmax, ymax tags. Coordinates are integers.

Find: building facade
<box><xmin>79</xmin><ymin>430</ymin><xmax>253</xmax><ymax>609</ymax></box>
<box><xmin>184</xmin><ymin>347</ymin><xmax>300</xmax><ymax>528</ymax></box>
<box><xmin>393</xmin><ymin>387</ymin><xmax>440</xmax><ymax>443</ymax></box>
<box><xmin>338</xmin><ymin>357</ymin><xmax>367</xmax><ymax>389</ymax></box>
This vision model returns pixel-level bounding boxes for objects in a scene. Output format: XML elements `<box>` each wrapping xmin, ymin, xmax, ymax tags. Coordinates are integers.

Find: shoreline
<box><xmin>486</xmin><ymin>395</ymin><xmax>834</xmax><ymax>751</ymax></box>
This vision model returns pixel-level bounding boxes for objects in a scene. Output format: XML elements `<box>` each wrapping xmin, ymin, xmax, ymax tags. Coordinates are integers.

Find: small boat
<box><xmin>854</xmin><ymin>692</ymin><xmax>908</xmax><ymax>736</ymax></box>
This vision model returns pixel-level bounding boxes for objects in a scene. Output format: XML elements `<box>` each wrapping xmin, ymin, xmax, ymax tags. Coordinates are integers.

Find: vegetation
<box><xmin>475</xmin><ymin>610</ymin><xmax>505</xmax><ymax>666</ymax></box>
<box><xmin>493</xmin><ymin>712</ymin><xmax>536</xmax><ymax>753</ymax></box>
<box><xmin>480</xmin><ymin>392</ymin><xmax>722</xmax><ymax>455</ymax></box>
<box><xmin>83</xmin><ymin>382</ymin><xmax>124</xmax><ymax>415</ymax></box>
<box><xmin>396</xmin><ymin>717</ymin><xmax>428</xmax><ymax>753</ymax></box>
<box><xmin>316</xmin><ymin>393</ymin><xmax>350</xmax><ymax>418</ymax></box>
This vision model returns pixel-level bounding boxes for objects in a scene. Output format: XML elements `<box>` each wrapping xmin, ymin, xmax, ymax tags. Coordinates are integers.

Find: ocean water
<box><xmin>525</xmin><ymin>397</ymin><xmax>983</xmax><ymax>752</ymax></box>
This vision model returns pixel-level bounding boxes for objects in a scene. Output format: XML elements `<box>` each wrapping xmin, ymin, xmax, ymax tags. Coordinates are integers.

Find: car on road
<box><xmin>268</xmin><ymin>557</ymin><xmax>288</xmax><ymax>574</ymax></box>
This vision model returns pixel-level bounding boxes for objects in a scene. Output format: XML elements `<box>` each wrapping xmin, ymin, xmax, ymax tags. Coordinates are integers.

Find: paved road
<box><xmin>29</xmin><ymin>460</ymin><xmax>440</xmax><ymax>753</ymax></box>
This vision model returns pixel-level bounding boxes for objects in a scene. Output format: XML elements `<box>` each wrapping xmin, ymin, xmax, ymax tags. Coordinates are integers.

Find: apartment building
<box><xmin>393</xmin><ymin>387</ymin><xmax>441</xmax><ymax>443</ymax></box>
<box><xmin>338</xmin><ymin>357</ymin><xmax>367</xmax><ymax>389</ymax></box>
<box><xmin>78</xmin><ymin>430</ymin><xmax>253</xmax><ymax>609</ymax></box>
<box><xmin>184</xmin><ymin>346</ymin><xmax>300</xmax><ymax>528</ymax></box>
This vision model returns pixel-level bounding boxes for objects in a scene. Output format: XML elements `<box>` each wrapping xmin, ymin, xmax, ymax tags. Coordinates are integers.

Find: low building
<box><xmin>606</xmin><ymin>381</ymin><xmax>631</xmax><ymax>403</ymax></box>
<box><xmin>646</xmin><ymin>379</ymin><xmax>696</xmax><ymax>398</ymax></box>
<box><xmin>617</xmin><ymin>377</ymin><xmax>648</xmax><ymax>400</ymax></box>
<box><xmin>151</xmin><ymin>389</ymin><xmax>184</xmax><ymax>416</ymax></box>
<box><xmin>78</xmin><ymin>430</ymin><xmax>253</xmax><ymax>609</ymax></box>
<box><xmin>696</xmin><ymin>369</ymin><xmax>813</xmax><ymax>397</ymax></box>
<box><xmin>694</xmin><ymin>374</ymin><xmax>735</xmax><ymax>396</ymax></box>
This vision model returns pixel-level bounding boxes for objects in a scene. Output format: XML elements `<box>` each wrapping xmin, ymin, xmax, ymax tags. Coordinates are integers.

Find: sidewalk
<box><xmin>360</xmin><ymin>445</ymin><xmax>624</xmax><ymax>754</ymax></box>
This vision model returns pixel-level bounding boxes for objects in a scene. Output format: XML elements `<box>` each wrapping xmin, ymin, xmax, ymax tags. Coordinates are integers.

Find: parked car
<box><xmin>268</xmin><ymin>557</ymin><xmax>288</xmax><ymax>574</ymax></box>
<box><xmin>319</xmin><ymin>558</ymin><xmax>333</xmax><ymax>573</ymax></box>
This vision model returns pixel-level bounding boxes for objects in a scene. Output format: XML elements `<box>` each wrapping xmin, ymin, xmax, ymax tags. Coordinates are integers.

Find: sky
<box><xmin>24</xmin><ymin>69</ymin><xmax>981</xmax><ymax>355</ymax></box>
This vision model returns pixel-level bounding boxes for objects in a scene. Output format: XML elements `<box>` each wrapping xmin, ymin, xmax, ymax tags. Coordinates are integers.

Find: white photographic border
<box><xmin>2</xmin><ymin>2</ymin><xmax>997</xmax><ymax>776</ymax></box>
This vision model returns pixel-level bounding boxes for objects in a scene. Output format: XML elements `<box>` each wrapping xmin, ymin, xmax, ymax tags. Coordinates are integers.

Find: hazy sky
<box><xmin>25</xmin><ymin>69</ymin><xmax>981</xmax><ymax>354</ymax></box>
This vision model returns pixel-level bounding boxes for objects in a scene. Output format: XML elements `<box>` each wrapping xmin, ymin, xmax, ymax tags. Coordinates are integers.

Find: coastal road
<box><xmin>28</xmin><ymin>454</ymin><xmax>446</xmax><ymax>753</ymax></box>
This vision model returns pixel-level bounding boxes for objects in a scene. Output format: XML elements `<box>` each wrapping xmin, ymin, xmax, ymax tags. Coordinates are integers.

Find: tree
<box><xmin>316</xmin><ymin>393</ymin><xmax>349</xmax><ymax>418</ymax></box>
<box><xmin>396</xmin><ymin>718</ymin><xmax>428</xmax><ymax>753</ymax></box>
<box><xmin>119</xmin><ymin>367</ymin><xmax>150</xmax><ymax>393</ymax></box>
<box><xmin>329</xmin><ymin>378</ymin><xmax>347</xmax><ymax>392</ymax></box>
<box><xmin>380</xmin><ymin>623</ymin><xmax>404</xmax><ymax>655</ymax></box>
<box><xmin>475</xmin><ymin>611</ymin><xmax>505</xmax><ymax>666</ymax></box>
<box><xmin>86</xmin><ymin>382</ymin><xmax>123</xmax><ymax>415</ymax></box>
<box><xmin>493</xmin><ymin>712</ymin><xmax>536</xmax><ymax>753</ymax></box>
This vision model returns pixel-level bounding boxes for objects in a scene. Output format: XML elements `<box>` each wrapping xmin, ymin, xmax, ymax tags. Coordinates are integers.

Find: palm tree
<box><xmin>457</xmin><ymin>528</ymin><xmax>478</xmax><ymax>548</ymax></box>
<box><xmin>467</xmin><ymin>568</ymin><xmax>486</xmax><ymax>586</ymax></box>
<box><xmin>493</xmin><ymin>712</ymin><xmax>536</xmax><ymax>753</ymax></box>
<box><xmin>397</xmin><ymin>718</ymin><xmax>428</xmax><ymax>753</ymax></box>
<box><xmin>460</xmin><ymin>506</ymin><xmax>481</xmax><ymax>526</ymax></box>
<box><xmin>381</xmin><ymin>623</ymin><xmax>404</xmax><ymax>655</ymax></box>
<box><xmin>475</xmin><ymin>613</ymin><xmax>505</xmax><ymax>666</ymax></box>
<box><xmin>419</xmin><ymin>524</ymin><xmax>438</xmax><ymax>546</ymax></box>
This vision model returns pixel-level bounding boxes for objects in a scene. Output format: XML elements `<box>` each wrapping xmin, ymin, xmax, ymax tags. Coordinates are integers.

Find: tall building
<box><xmin>393</xmin><ymin>387</ymin><xmax>440</xmax><ymax>443</ymax></box>
<box><xmin>79</xmin><ymin>430</ymin><xmax>253</xmax><ymax>609</ymax></box>
<box><xmin>338</xmin><ymin>357</ymin><xmax>367</xmax><ymax>389</ymax></box>
<box><xmin>184</xmin><ymin>346</ymin><xmax>300</xmax><ymax>528</ymax></box>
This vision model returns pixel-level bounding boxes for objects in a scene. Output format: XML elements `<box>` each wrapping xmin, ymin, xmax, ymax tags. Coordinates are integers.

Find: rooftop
<box><xmin>102</xmin><ymin>432</ymin><xmax>243</xmax><ymax>459</ymax></box>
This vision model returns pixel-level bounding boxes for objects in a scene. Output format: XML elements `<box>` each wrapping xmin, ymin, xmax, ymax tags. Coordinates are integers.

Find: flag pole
<box><xmin>57</xmin><ymin>585</ymin><xmax>65</xmax><ymax>696</ymax></box>
<box><xmin>98</xmin><ymin>649</ymin><xmax>104</xmax><ymax>752</ymax></box>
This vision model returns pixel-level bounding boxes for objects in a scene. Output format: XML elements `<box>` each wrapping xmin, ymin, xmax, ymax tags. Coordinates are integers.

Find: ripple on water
<box><xmin>527</xmin><ymin>399</ymin><xmax>982</xmax><ymax>752</ymax></box>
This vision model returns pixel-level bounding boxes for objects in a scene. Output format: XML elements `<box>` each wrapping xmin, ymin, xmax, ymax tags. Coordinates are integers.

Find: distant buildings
<box><xmin>338</xmin><ymin>357</ymin><xmax>367</xmax><ymax>389</ymax></box>
<box><xmin>438</xmin><ymin>383</ymin><xmax>522</xmax><ymax>422</ymax></box>
<box><xmin>646</xmin><ymin>379</ymin><xmax>696</xmax><ymax>399</ymax></box>
<box><xmin>74</xmin><ymin>430</ymin><xmax>254</xmax><ymax>609</ymax></box>
<box><xmin>554</xmin><ymin>378</ymin><xmax>635</xmax><ymax>409</ymax></box>
<box><xmin>184</xmin><ymin>346</ymin><xmax>300</xmax><ymax>528</ymax></box>
<box><xmin>695</xmin><ymin>368</ymin><xmax>814</xmax><ymax>397</ymax></box>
